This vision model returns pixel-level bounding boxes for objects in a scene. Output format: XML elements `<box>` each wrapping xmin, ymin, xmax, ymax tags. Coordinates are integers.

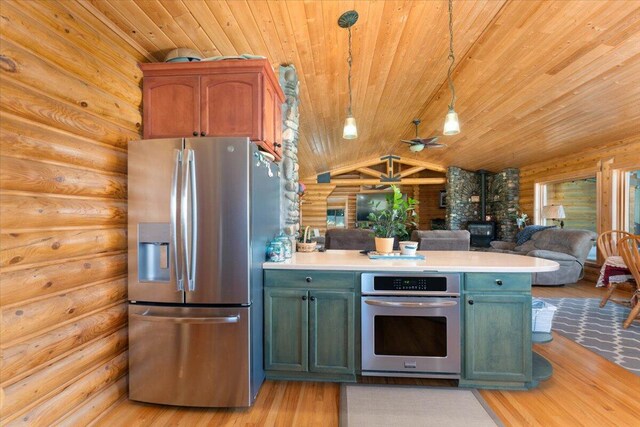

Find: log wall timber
<box><xmin>0</xmin><ymin>1</ymin><xmax>143</xmax><ymax>424</ymax></box>
<box><xmin>299</xmin><ymin>184</ymin><xmax>336</xmax><ymax>236</ymax></box>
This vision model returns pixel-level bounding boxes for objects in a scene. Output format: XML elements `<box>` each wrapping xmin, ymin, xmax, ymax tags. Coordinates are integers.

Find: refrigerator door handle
<box><xmin>130</xmin><ymin>312</ymin><xmax>240</xmax><ymax>324</ymax></box>
<box><xmin>171</xmin><ymin>149</ymin><xmax>183</xmax><ymax>291</ymax></box>
<box><xmin>181</xmin><ymin>149</ymin><xmax>191</xmax><ymax>293</ymax></box>
<box><xmin>188</xmin><ymin>148</ymin><xmax>198</xmax><ymax>292</ymax></box>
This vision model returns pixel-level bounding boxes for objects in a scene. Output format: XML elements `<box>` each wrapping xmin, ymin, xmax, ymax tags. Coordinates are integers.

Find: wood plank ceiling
<box><xmin>89</xmin><ymin>0</ymin><xmax>640</xmax><ymax>178</ymax></box>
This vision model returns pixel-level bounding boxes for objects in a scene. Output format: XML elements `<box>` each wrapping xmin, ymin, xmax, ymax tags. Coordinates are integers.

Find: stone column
<box><xmin>446</xmin><ymin>167</ymin><xmax>481</xmax><ymax>230</ymax></box>
<box><xmin>279</xmin><ymin>65</ymin><xmax>300</xmax><ymax>239</ymax></box>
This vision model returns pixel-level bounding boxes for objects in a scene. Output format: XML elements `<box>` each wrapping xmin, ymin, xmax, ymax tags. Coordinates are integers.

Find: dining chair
<box><xmin>597</xmin><ymin>230</ymin><xmax>632</xmax><ymax>259</ymax></box>
<box><xmin>597</xmin><ymin>230</ymin><xmax>632</xmax><ymax>308</ymax></box>
<box><xmin>617</xmin><ymin>235</ymin><xmax>640</xmax><ymax>329</ymax></box>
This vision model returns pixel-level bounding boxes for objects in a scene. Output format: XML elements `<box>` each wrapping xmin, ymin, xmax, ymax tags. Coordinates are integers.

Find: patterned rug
<box><xmin>541</xmin><ymin>298</ymin><xmax>640</xmax><ymax>375</ymax></box>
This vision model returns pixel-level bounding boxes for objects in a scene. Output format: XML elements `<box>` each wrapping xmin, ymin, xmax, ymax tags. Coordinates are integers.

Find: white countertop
<box><xmin>263</xmin><ymin>250</ymin><xmax>559</xmax><ymax>273</ymax></box>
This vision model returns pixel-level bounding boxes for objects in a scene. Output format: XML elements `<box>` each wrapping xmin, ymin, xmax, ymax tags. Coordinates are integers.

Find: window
<box><xmin>327</xmin><ymin>209</ymin><xmax>345</xmax><ymax>228</ymax></box>
<box><xmin>623</xmin><ymin>170</ymin><xmax>640</xmax><ymax>234</ymax></box>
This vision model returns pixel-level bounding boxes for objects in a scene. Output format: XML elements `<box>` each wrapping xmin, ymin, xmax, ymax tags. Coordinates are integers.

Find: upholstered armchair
<box><xmin>410</xmin><ymin>230</ymin><xmax>470</xmax><ymax>251</ymax></box>
<box><xmin>488</xmin><ymin>228</ymin><xmax>597</xmax><ymax>285</ymax></box>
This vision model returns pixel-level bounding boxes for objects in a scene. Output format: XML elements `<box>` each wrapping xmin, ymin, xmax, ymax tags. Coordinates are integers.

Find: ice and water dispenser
<box><xmin>138</xmin><ymin>223</ymin><xmax>171</xmax><ymax>282</ymax></box>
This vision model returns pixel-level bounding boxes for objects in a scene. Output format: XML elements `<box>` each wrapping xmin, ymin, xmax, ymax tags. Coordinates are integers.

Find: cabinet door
<box><xmin>264</xmin><ymin>288</ymin><xmax>308</xmax><ymax>372</ymax></box>
<box><xmin>262</xmin><ymin>80</ymin><xmax>276</xmax><ymax>152</ymax></box>
<box><xmin>143</xmin><ymin>76</ymin><xmax>200</xmax><ymax>139</ymax></box>
<box><xmin>309</xmin><ymin>290</ymin><xmax>355</xmax><ymax>374</ymax></box>
<box><xmin>464</xmin><ymin>293</ymin><xmax>532</xmax><ymax>382</ymax></box>
<box><xmin>200</xmin><ymin>73</ymin><xmax>261</xmax><ymax>139</ymax></box>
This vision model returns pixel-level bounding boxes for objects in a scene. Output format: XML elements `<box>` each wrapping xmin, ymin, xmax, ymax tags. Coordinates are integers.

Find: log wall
<box><xmin>0</xmin><ymin>1</ymin><xmax>143</xmax><ymax>424</ymax></box>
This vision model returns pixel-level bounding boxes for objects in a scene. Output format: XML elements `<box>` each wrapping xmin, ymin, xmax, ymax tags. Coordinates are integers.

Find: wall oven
<box><xmin>361</xmin><ymin>273</ymin><xmax>461</xmax><ymax>378</ymax></box>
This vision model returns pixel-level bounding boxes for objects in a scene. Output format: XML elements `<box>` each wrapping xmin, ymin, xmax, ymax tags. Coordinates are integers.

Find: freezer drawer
<box><xmin>128</xmin><ymin>304</ymin><xmax>251</xmax><ymax>407</ymax></box>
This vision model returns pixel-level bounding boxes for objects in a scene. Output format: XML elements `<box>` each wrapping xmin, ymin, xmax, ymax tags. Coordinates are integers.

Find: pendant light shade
<box><xmin>339</xmin><ymin>10</ymin><xmax>358</xmax><ymax>140</ymax></box>
<box><xmin>343</xmin><ymin>115</ymin><xmax>358</xmax><ymax>139</ymax></box>
<box><xmin>443</xmin><ymin>108</ymin><xmax>460</xmax><ymax>135</ymax></box>
<box><xmin>443</xmin><ymin>0</ymin><xmax>461</xmax><ymax>136</ymax></box>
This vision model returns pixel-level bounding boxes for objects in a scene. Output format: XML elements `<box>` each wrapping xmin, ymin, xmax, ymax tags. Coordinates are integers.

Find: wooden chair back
<box><xmin>597</xmin><ymin>230</ymin><xmax>632</xmax><ymax>259</ymax></box>
<box><xmin>617</xmin><ymin>235</ymin><xmax>640</xmax><ymax>284</ymax></box>
<box><xmin>617</xmin><ymin>235</ymin><xmax>640</xmax><ymax>328</ymax></box>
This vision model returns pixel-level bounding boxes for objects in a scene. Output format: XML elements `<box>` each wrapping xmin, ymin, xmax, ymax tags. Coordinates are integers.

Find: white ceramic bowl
<box><xmin>399</xmin><ymin>241</ymin><xmax>419</xmax><ymax>256</ymax></box>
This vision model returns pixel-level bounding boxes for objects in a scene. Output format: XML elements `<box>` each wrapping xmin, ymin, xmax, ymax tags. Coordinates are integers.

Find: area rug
<box><xmin>339</xmin><ymin>384</ymin><xmax>501</xmax><ymax>427</ymax></box>
<box><xmin>541</xmin><ymin>298</ymin><xmax>640</xmax><ymax>375</ymax></box>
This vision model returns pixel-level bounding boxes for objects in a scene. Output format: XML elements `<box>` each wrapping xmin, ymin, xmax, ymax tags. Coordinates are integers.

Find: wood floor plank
<box><xmin>94</xmin><ymin>280</ymin><xmax>640</xmax><ymax>426</ymax></box>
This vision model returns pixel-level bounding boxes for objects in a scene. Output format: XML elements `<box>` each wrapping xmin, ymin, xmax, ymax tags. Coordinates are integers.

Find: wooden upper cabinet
<box><xmin>140</xmin><ymin>60</ymin><xmax>284</xmax><ymax>160</ymax></box>
<box><xmin>201</xmin><ymin>73</ymin><xmax>261</xmax><ymax>140</ymax></box>
<box><xmin>143</xmin><ymin>76</ymin><xmax>200</xmax><ymax>139</ymax></box>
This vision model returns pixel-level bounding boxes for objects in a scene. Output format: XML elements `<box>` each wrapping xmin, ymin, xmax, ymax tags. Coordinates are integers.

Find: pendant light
<box><xmin>339</xmin><ymin>10</ymin><xmax>359</xmax><ymax>139</ymax></box>
<box><xmin>443</xmin><ymin>0</ymin><xmax>460</xmax><ymax>135</ymax></box>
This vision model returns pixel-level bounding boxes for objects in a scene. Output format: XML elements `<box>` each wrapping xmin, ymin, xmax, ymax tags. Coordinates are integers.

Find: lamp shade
<box><xmin>343</xmin><ymin>115</ymin><xmax>358</xmax><ymax>139</ymax></box>
<box><xmin>443</xmin><ymin>109</ymin><xmax>460</xmax><ymax>135</ymax></box>
<box><xmin>542</xmin><ymin>204</ymin><xmax>566</xmax><ymax>219</ymax></box>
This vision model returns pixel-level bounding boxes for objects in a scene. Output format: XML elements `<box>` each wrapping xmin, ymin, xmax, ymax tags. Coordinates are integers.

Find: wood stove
<box><xmin>467</xmin><ymin>221</ymin><xmax>496</xmax><ymax>247</ymax></box>
<box><xmin>467</xmin><ymin>170</ymin><xmax>495</xmax><ymax>247</ymax></box>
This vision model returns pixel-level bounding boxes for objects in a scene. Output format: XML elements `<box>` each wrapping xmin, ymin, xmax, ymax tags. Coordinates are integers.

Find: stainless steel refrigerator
<box><xmin>127</xmin><ymin>137</ymin><xmax>280</xmax><ymax>407</ymax></box>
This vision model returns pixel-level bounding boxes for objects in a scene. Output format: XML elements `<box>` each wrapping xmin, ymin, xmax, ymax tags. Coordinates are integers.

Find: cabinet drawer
<box><xmin>265</xmin><ymin>270</ymin><xmax>355</xmax><ymax>289</ymax></box>
<box><xmin>465</xmin><ymin>273</ymin><xmax>530</xmax><ymax>292</ymax></box>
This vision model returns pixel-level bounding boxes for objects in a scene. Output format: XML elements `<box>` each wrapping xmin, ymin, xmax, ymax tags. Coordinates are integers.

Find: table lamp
<box><xmin>542</xmin><ymin>204</ymin><xmax>566</xmax><ymax>228</ymax></box>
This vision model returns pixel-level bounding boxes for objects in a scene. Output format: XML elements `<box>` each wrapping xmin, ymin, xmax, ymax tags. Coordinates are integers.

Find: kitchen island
<box><xmin>263</xmin><ymin>250</ymin><xmax>559</xmax><ymax>390</ymax></box>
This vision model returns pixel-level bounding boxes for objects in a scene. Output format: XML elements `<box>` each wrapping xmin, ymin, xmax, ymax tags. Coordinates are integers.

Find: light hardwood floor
<box><xmin>95</xmin><ymin>280</ymin><xmax>640</xmax><ymax>426</ymax></box>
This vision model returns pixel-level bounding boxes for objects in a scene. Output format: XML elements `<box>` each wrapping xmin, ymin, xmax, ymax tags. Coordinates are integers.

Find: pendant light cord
<box><xmin>447</xmin><ymin>0</ymin><xmax>456</xmax><ymax>111</ymax></box>
<box><xmin>347</xmin><ymin>25</ymin><xmax>353</xmax><ymax>116</ymax></box>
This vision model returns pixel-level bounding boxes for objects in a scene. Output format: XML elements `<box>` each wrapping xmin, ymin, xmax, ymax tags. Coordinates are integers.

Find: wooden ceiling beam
<box><xmin>356</xmin><ymin>167</ymin><xmax>383</xmax><ymax>178</ymax></box>
<box><xmin>398</xmin><ymin>166</ymin><xmax>426</xmax><ymax>178</ymax></box>
<box><xmin>301</xmin><ymin>177</ymin><xmax>446</xmax><ymax>186</ymax></box>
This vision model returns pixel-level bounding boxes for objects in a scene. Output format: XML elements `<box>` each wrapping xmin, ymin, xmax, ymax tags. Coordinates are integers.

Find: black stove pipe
<box><xmin>477</xmin><ymin>169</ymin><xmax>488</xmax><ymax>220</ymax></box>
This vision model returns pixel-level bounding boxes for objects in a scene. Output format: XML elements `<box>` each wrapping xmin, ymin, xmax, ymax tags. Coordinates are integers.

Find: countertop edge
<box><xmin>262</xmin><ymin>250</ymin><xmax>560</xmax><ymax>273</ymax></box>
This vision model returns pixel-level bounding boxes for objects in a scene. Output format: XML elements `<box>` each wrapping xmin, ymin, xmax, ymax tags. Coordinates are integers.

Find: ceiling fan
<box><xmin>401</xmin><ymin>119</ymin><xmax>446</xmax><ymax>152</ymax></box>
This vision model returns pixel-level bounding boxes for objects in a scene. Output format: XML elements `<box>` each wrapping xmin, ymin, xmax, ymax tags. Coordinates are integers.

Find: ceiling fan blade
<box><xmin>401</xmin><ymin>139</ymin><xmax>418</xmax><ymax>145</ymax></box>
<box><xmin>424</xmin><ymin>142</ymin><xmax>447</xmax><ymax>149</ymax></box>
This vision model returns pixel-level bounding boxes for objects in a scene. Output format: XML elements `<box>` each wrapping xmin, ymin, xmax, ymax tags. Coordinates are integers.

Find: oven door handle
<box><xmin>364</xmin><ymin>299</ymin><xmax>458</xmax><ymax>308</ymax></box>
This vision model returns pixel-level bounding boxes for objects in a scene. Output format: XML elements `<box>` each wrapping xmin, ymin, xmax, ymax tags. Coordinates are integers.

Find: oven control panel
<box><xmin>361</xmin><ymin>273</ymin><xmax>461</xmax><ymax>295</ymax></box>
<box><xmin>376</xmin><ymin>276</ymin><xmax>446</xmax><ymax>292</ymax></box>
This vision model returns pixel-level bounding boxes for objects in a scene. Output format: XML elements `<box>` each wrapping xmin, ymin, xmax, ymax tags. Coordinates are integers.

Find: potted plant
<box><xmin>367</xmin><ymin>185</ymin><xmax>418</xmax><ymax>253</ymax></box>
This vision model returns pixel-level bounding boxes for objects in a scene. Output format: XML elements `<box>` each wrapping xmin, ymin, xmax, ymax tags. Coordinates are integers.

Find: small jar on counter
<box><xmin>275</xmin><ymin>232</ymin><xmax>293</xmax><ymax>259</ymax></box>
<box><xmin>266</xmin><ymin>240</ymin><xmax>285</xmax><ymax>262</ymax></box>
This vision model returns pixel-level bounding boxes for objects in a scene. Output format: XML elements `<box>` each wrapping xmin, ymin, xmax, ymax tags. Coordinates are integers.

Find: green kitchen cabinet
<box><xmin>264</xmin><ymin>288</ymin><xmax>309</xmax><ymax>372</ymax></box>
<box><xmin>460</xmin><ymin>273</ymin><xmax>533</xmax><ymax>389</ymax></box>
<box><xmin>264</xmin><ymin>270</ymin><xmax>356</xmax><ymax>381</ymax></box>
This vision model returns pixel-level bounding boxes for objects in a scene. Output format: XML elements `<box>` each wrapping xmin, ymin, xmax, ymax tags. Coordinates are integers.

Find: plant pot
<box><xmin>375</xmin><ymin>237</ymin><xmax>395</xmax><ymax>254</ymax></box>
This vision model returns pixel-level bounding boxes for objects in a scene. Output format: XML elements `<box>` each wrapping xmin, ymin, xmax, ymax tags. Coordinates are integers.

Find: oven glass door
<box><xmin>361</xmin><ymin>296</ymin><xmax>461</xmax><ymax>375</ymax></box>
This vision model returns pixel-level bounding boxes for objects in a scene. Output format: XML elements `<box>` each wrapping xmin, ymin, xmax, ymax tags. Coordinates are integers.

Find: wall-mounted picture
<box><xmin>439</xmin><ymin>190</ymin><xmax>447</xmax><ymax>208</ymax></box>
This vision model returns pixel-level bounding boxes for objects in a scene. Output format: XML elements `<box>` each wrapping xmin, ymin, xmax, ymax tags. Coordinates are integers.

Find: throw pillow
<box><xmin>515</xmin><ymin>225</ymin><xmax>556</xmax><ymax>246</ymax></box>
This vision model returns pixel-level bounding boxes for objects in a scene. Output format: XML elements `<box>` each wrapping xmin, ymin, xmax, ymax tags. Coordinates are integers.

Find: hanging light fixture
<box><xmin>339</xmin><ymin>10</ymin><xmax>359</xmax><ymax>139</ymax></box>
<box><xmin>443</xmin><ymin>0</ymin><xmax>460</xmax><ymax>135</ymax></box>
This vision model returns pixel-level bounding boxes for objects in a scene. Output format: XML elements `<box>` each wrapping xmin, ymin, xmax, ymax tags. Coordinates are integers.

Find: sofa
<box><xmin>488</xmin><ymin>228</ymin><xmax>597</xmax><ymax>285</ymax></box>
<box><xmin>410</xmin><ymin>230</ymin><xmax>470</xmax><ymax>251</ymax></box>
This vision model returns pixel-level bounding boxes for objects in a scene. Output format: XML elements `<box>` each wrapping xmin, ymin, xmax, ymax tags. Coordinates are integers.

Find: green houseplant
<box><xmin>368</xmin><ymin>185</ymin><xmax>418</xmax><ymax>253</ymax></box>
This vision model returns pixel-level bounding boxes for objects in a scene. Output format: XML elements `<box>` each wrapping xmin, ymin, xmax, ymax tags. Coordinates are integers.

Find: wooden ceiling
<box><xmin>89</xmin><ymin>0</ymin><xmax>640</xmax><ymax>178</ymax></box>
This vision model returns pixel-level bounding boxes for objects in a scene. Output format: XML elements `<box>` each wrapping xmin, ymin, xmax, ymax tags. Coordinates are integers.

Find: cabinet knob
<box><xmin>200</xmin><ymin>132</ymin><xmax>206</xmax><ymax>137</ymax></box>
<box><xmin>310</xmin><ymin>296</ymin><xmax>316</xmax><ymax>301</ymax></box>
<box><xmin>274</xmin><ymin>142</ymin><xmax>282</xmax><ymax>150</ymax></box>
<box><xmin>468</xmin><ymin>300</ymin><xmax>474</xmax><ymax>305</ymax></box>
<box><xmin>305</xmin><ymin>276</ymin><xmax>312</xmax><ymax>283</ymax></box>
<box><xmin>192</xmin><ymin>131</ymin><xmax>198</xmax><ymax>136</ymax></box>
<box><xmin>302</xmin><ymin>295</ymin><xmax>307</xmax><ymax>301</ymax></box>
<box><xmin>495</xmin><ymin>279</ymin><xmax>503</xmax><ymax>286</ymax></box>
